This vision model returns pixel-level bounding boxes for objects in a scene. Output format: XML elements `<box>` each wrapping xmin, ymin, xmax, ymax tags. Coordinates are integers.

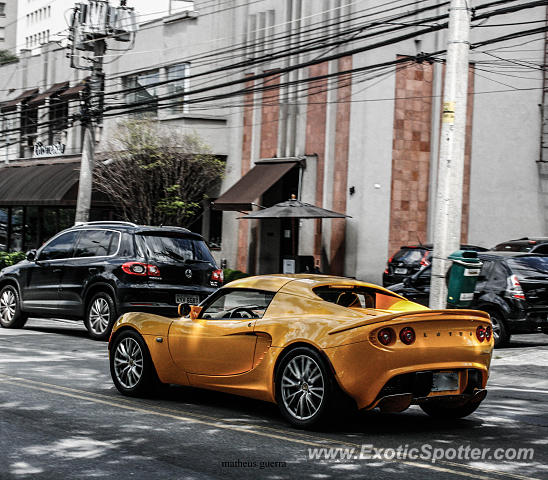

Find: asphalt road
<box><xmin>1</xmin><ymin>318</ymin><xmax>547</xmax><ymax>480</ymax></box>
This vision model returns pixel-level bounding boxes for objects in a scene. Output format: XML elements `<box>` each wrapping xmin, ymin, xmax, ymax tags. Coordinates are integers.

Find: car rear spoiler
<box><xmin>328</xmin><ymin>309</ymin><xmax>490</xmax><ymax>335</ymax></box>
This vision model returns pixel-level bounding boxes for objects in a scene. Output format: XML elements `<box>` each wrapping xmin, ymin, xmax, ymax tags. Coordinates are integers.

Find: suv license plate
<box><xmin>395</xmin><ymin>268</ymin><xmax>408</xmax><ymax>274</ymax></box>
<box><xmin>176</xmin><ymin>294</ymin><xmax>200</xmax><ymax>305</ymax></box>
<box><xmin>432</xmin><ymin>372</ymin><xmax>459</xmax><ymax>392</ymax></box>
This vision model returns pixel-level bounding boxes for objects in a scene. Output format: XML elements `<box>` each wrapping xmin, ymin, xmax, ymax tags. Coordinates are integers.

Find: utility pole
<box><xmin>69</xmin><ymin>0</ymin><xmax>136</xmax><ymax>223</ymax></box>
<box><xmin>429</xmin><ymin>0</ymin><xmax>471</xmax><ymax>309</ymax></box>
<box><xmin>75</xmin><ymin>39</ymin><xmax>105</xmax><ymax>223</ymax></box>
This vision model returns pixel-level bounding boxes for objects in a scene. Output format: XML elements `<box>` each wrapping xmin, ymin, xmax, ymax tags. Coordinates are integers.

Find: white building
<box><xmin>15</xmin><ymin>0</ymin><xmax>193</xmax><ymax>54</ymax></box>
<box><xmin>0</xmin><ymin>0</ymin><xmax>18</xmax><ymax>52</ymax></box>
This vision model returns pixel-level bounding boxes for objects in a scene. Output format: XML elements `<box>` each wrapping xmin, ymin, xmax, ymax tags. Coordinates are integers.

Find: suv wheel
<box><xmin>85</xmin><ymin>292</ymin><xmax>117</xmax><ymax>341</ymax></box>
<box><xmin>0</xmin><ymin>285</ymin><xmax>28</xmax><ymax>329</ymax></box>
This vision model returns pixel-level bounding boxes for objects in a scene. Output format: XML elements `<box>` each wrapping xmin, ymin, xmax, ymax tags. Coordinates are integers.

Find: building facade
<box><xmin>0</xmin><ymin>0</ymin><xmax>17</xmax><ymax>52</ymax></box>
<box><xmin>1</xmin><ymin>0</ymin><xmax>547</xmax><ymax>285</ymax></box>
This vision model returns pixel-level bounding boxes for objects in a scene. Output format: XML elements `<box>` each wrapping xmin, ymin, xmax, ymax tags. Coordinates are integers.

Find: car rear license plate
<box><xmin>432</xmin><ymin>372</ymin><xmax>459</xmax><ymax>392</ymax></box>
<box><xmin>395</xmin><ymin>268</ymin><xmax>408</xmax><ymax>274</ymax></box>
<box><xmin>176</xmin><ymin>294</ymin><xmax>200</xmax><ymax>305</ymax></box>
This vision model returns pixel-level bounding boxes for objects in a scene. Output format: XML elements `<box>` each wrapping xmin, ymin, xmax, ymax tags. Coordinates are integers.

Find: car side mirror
<box><xmin>178</xmin><ymin>303</ymin><xmax>191</xmax><ymax>316</ymax></box>
<box><xmin>403</xmin><ymin>276</ymin><xmax>413</xmax><ymax>287</ymax></box>
<box><xmin>26</xmin><ymin>249</ymin><xmax>37</xmax><ymax>261</ymax></box>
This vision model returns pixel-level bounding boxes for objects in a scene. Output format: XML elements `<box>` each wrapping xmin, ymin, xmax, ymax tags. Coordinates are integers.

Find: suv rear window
<box><xmin>139</xmin><ymin>234</ymin><xmax>215</xmax><ymax>264</ymax></box>
<box><xmin>506</xmin><ymin>257</ymin><xmax>548</xmax><ymax>278</ymax></box>
<box><xmin>393</xmin><ymin>248</ymin><xmax>426</xmax><ymax>264</ymax></box>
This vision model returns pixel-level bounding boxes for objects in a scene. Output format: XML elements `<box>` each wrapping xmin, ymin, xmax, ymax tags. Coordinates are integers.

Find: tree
<box><xmin>0</xmin><ymin>50</ymin><xmax>18</xmax><ymax>65</ymax></box>
<box><xmin>94</xmin><ymin>120</ymin><xmax>224</xmax><ymax>227</ymax></box>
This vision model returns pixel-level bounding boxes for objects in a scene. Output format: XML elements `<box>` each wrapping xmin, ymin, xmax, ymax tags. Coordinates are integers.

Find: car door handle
<box><xmin>52</xmin><ymin>268</ymin><xmax>62</xmax><ymax>273</ymax></box>
<box><xmin>89</xmin><ymin>268</ymin><xmax>98</xmax><ymax>274</ymax></box>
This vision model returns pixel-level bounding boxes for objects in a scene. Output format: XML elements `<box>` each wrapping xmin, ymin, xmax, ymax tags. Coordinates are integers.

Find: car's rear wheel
<box><xmin>85</xmin><ymin>292</ymin><xmax>116</xmax><ymax>340</ymax></box>
<box><xmin>486</xmin><ymin>310</ymin><xmax>510</xmax><ymax>348</ymax></box>
<box><xmin>0</xmin><ymin>285</ymin><xmax>28</xmax><ymax>329</ymax></box>
<box><xmin>275</xmin><ymin>346</ymin><xmax>340</xmax><ymax>428</ymax></box>
<box><xmin>420</xmin><ymin>398</ymin><xmax>483</xmax><ymax>419</ymax></box>
<box><xmin>110</xmin><ymin>329</ymin><xmax>158</xmax><ymax>397</ymax></box>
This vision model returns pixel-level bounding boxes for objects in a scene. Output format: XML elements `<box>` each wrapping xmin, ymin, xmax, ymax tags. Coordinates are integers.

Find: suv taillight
<box><xmin>211</xmin><ymin>269</ymin><xmax>223</xmax><ymax>284</ymax></box>
<box><xmin>384</xmin><ymin>255</ymin><xmax>394</xmax><ymax>274</ymax></box>
<box><xmin>420</xmin><ymin>251</ymin><xmax>430</xmax><ymax>267</ymax></box>
<box><xmin>122</xmin><ymin>262</ymin><xmax>161</xmax><ymax>277</ymax></box>
<box><xmin>506</xmin><ymin>274</ymin><xmax>525</xmax><ymax>300</ymax></box>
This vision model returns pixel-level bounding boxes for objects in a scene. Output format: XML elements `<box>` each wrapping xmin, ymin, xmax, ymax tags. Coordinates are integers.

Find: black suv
<box><xmin>389</xmin><ymin>252</ymin><xmax>548</xmax><ymax>347</ymax></box>
<box><xmin>0</xmin><ymin>222</ymin><xmax>222</xmax><ymax>339</ymax></box>
<box><xmin>383</xmin><ymin>244</ymin><xmax>487</xmax><ymax>287</ymax></box>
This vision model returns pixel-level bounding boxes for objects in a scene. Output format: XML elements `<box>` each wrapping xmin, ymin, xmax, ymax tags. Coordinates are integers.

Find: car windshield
<box><xmin>140</xmin><ymin>234</ymin><xmax>215</xmax><ymax>264</ymax></box>
<box><xmin>393</xmin><ymin>248</ymin><xmax>426</xmax><ymax>264</ymax></box>
<box><xmin>494</xmin><ymin>243</ymin><xmax>534</xmax><ymax>252</ymax></box>
<box><xmin>506</xmin><ymin>257</ymin><xmax>548</xmax><ymax>279</ymax></box>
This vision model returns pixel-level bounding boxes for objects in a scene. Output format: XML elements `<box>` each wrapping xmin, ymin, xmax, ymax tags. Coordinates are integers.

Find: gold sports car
<box><xmin>108</xmin><ymin>274</ymin><xmax>493</xmax><ymax>428</ymax></box>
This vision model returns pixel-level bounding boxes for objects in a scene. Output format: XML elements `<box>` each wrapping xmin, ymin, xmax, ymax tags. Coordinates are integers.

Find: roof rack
<box><xmin>74</xmin><ymin>221</ymin><xmax>139</xmax><ymax>227</ymax></box>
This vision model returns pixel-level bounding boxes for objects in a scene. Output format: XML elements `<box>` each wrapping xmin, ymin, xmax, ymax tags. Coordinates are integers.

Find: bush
<box><xmin>0</xmin><ymin>251</ymin><xmax>26</xmax><ymax>270</ymax></box>
<box><xmin>223</xmin><ymin>269</ymin><xmax>250</xmax><ymax>284</ymax></box>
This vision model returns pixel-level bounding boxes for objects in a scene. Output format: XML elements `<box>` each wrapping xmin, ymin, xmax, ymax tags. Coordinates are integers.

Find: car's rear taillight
<box><xmin>384</xmin><ymin>255</ymin><xmax>395</xmax><ymax>274</ymax></box>
<box><xmin>420</xmin><ymin>251</ymin><xmax>430</xmax><ymax>267</ymax></box>
<box><xmin>378</xmin><ymin>328</ymin><xmax>395</xmax><ymax>346</ymax></box>
<box><xmin>399</xmin><ymin>326</ymin><xmax>416</xmax><ymax>345</ymax></box>
<box><xmin>122</xmin><ymin>262</ymin><xmax>161</xmax><ymax>277</ymax></box>
<box><xmin>476</xmin><ymin>325</ymin><xmax>486</xmax><ymax>342</ymax></box>
<box><xmin>506</xmin><ymin>274</ymin><xmax>525</xmax><ymax>299</ymax></box>
<box><xmin>211</xmin><ymin>269</ymin><xmax>223</xmax><ymax>284</ymax></box>
<box><xmin>485</xmin><ymin>325</ymin><xmax>492</xmax><ymax>342</ymax></box>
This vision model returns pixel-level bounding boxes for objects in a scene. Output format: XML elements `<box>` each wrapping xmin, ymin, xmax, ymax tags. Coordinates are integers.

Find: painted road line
<box><xmin>0</xmin><ymin>374</ymin><xmax>541</xmax><ymax>480</ymax></box>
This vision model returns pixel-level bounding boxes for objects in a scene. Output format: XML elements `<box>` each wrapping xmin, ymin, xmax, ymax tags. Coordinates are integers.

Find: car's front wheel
<box><xmin>0</xmin><ymin>285</ymin><xmax>28</xmax><ymax>329</ymax></box>
<box><xmin>85</xmin><ymin>292</ymin><xmax>117</xmax><ymax>340</ymax></box>
<box><xmin>275</xmin><ymin>346</ymin><xmax>341</xmax><ymax>428</ymax></box>
<box><xmin>110</xmin><ymin>329</ymin><xmax>158</xmax><ymax>397</ymax></box>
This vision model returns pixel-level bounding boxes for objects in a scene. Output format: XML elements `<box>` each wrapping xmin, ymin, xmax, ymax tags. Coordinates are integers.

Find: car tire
<box><xmin>420</xmin><ymin>398</ymin><xmax>482</xmax><ymax>419</ymax></box>
<box><xmin>485</xmin><ymin>310</ymin><xmax>510</xmax><ymax>348</ymax></box>
<box><xmin>275</xmin><ymin>346</ymin><xmax>342</xmax><ymax>429</ymax></box>
<box><xmin>0</xmin><ymin>285</ymin><xmax>28</xmax><ymax>329</ymax></box>
<box><xmin>110</xmin><ymin>329</ymin><xmax>160</xmax><ymax>397</ymax></box>
<box><xmin>85</xmin><ymin>292</ymin><xmax>117</xmax><ymax>341</ymax></box>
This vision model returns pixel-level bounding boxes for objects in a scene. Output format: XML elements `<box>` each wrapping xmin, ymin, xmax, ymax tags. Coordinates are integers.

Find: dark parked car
<box><xmin>0</xmin><ymin>222</ymin><xmax>222</xmax><ymax>340</ymax></box>
<box><xmin>492</xmin><ymin>237</ymin><xmax>548</xmax><ymax>254</ymax></box>
<box><xmin>389</xmin><ymin>252</ymin><xmax>548</xmax><ymax>347</ymax></box>
<box><xmin>383</xmin><ymin>244</ymin><xmax>487</xmax><ymax>287</ymax></box>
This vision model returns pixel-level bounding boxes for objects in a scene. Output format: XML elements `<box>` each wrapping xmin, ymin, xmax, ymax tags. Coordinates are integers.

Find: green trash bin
<box><xmin>446</xmin><ymin>250</ymin><xmax>483</xmax><ymax>307</ymax></box>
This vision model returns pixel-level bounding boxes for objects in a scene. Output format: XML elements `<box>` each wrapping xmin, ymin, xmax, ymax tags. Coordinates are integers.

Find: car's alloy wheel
<box><xmin>85</xmin><ymin>292</ymin><xmax>116</xmax><ymax>340</ymax></box>
<box><xmin>0</xmin><ymin>285</ymin><xmax>28</xmax><ymax>329</ymax></box>
<box><xmin>486</xmin><ymin>311</ymin><xmax>510</xmax><ymax>348</ymax></box>
<box><xmin>281</xmin><ymin>355</ymin><xmax>325</xmax><ymax>421</ymax></box>
<box><xmin>109</xmin><ymin>330</ymin><xmax>159</xmax><ymax>397</ymax></box>
<box><xmin>113</xmin><ymin>336</ymin><xmax>144</xmax><ymax>389</ymax></box>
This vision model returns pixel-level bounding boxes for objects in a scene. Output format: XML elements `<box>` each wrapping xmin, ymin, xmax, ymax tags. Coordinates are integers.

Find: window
<box><xmin>166</xmin><ymin>63</ymin><xmax>189</xmax><ymax>113</ymax></box>
<box><xmin>200</xmin><ymin>289</ymin><xmax>275</xmax><ymax>320</ymax></box>
<box><xmin>73</xmin><ymin>230</ymin><xmax>120</xmax><ymax>258</ymax></box>
<box><xmin>123</xmin><ymin>69</ymin><xmax>160</xmax><ymax>116</ymax></box>
<box><xmin>49</xmin><ymin>97</ymin><xmax>69</xmax><ymax>142</ymax></box>
<box><xmin>39</xmin><ymin>231</ymin><xmax>78</xmax><ymax>260</ymax></box>
<box><xmin>0</xmin><ymin>3</ymin><xmax>5</xmax><ymax>17</ymax></box>
<box><xmin>138</xmin><ymin>233</ymin><xmax>215</xmax><ymax>264</ymax></box>
<box><xmin>21</xmin><ymin>102</ymin><xmax>38</xmax><ymax>137</ymax></box>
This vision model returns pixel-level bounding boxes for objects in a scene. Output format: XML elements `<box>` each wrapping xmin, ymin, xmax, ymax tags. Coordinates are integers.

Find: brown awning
<box><xmin>213</xmin><ymin>161</ymin><xmax>298</xmax><ymax>211</ymax></box>
<box><xmin>59</xmin><ymin>79</ymin><xmax>88</xmax><ymax>99</ymax></box>
<box><xmin>0</xmin><ymin>161</ymin><xmax>80</xmax><ymax>206</ymax></box>
<box><xmin>1</xmin><ymin>88</ymin><xmax>39</xmax><ymax>112</ymax></box>
<box><xmin>28</xmin><ymin>81</ymin><xmax>70</xmax><ymax>106</ymax></box>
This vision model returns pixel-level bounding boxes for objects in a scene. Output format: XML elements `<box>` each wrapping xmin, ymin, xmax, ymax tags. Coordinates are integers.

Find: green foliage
<box><xmin>94</xmin><ymin>120</ymin><xmax>225</xmax><ymax>227</ymax></box>
<box><xmin>0</xmin><ymin>251</ymin><xmax>26</xmax><ymax>270</ymax></box>
<box><xmin>223</xmin><ymin>269</ymin><xmax>250</xmax><ymax>284</ymax></box>
<box><xmin>0</xmin><ymin>50</ymin><xmax>18</xmax><ymax>65</ymax></box>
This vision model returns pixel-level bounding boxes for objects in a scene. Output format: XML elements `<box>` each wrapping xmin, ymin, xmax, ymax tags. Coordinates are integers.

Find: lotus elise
<box><xmin>108</xmin><ymin>274</ymin><xmax>493</xmax><ymax>428</ymax></box>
